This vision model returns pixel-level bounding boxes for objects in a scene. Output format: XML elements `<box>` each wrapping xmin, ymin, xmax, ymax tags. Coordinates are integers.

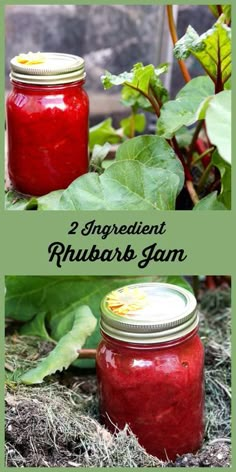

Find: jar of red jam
<box><xmin>96</xmin><ymin>283</ymin><xmax>204</xmax><ymax>461</ymax></box>
<box><xmin>6</xmin><ymin>52</ymin><xmax>89</xmax><ymax>196</ymax></box>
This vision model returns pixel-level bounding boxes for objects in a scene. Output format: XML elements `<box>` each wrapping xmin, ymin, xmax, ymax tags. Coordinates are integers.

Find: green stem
<box><xmin>186</xmin><ymin>180</ymin><xmax>199</xmax><ymax>205</ymax></box>
<box><xmin>192</xmin><ymin>146</ymin><xmax>215</xmax><ymax>166</ymax></box>
<box><xmin>148</xmin><ymin>88</ymin><xmax>161</xmax><ymax>117</ymax></box>
<box><xmin>125</xmin><ymin>82</ymin><xmax>160</xmax><ymax>118</ymax></box>
<box><xmin>150</xmin><ymin>85</ymin><xmax>162</xmax><ymax>109</ymax></box>
<box><xmin>129</xmin><ymin>109</ymin><xmax>136</xmax><ymax>138</ymax></box>
<box><xmin>198</xmin><ymin>161</ymin><xmax>213</xmax><ymax>192</ymax></box>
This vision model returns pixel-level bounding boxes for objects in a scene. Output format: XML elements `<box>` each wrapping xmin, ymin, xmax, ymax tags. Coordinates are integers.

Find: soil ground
<box><xmin>5</xmin><ymin>287</ymin><xmax>231</xmax><ymax>467</ymax></box>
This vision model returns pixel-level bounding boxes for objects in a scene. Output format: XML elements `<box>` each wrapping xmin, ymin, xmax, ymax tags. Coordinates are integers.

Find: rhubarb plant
<box><xmin>5</xmin><ymin>275</ymin><xmax>191</xmax><ymax>383</ymax></box>
<box><xmin>5</xmin><ymin>5</ymin><xmax>231</xmax><ymax>211</ymax></box>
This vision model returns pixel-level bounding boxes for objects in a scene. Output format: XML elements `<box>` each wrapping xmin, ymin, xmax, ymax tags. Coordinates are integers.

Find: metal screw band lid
<box><xmin>10</xmin><ymin>52</ymin><xmax>85</xmax><ymax>85</ymax></box>
<box><xmin>100</xmin><ymin>282</ymin><xmax>198</xmax><ymax>343</ymax></box>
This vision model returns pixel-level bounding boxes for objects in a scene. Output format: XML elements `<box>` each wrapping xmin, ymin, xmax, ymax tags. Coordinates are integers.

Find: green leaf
<box><xmin>205</xmin><ymin>90</ymin><xmax>231</xmax><ymax>164</ymax></box>
<box><xmin>89</xmin><ymin>143</ymin><xmax>111</xmax><ymax>174</ymax></box>
<box><xmin>121</xmin><ymin>85</ymin><xmax>153</xmax><ymax>113</ymax></box>
<box><xmin>102</xmin><ymin>62</ymin><xmax>168</xmax><ymax>93</ymax></box>
<box><xmin>5</xmin><ymin>190</ymin><xmax>63</xmax><ymax>211</ymax></box>
<box><xmin>91</xmin><ymin>143</ymin><xmax>111</xmax><ymax>162</ymax></box>
<box><xmin>174</xmin><ymin>16</ymin><xmax>231</xmax><ymax>85</ymax></box>
<box><xmin>212</xmin><ymin>151</ymin><xmax>231</xmax><ymax>209</ymax></box>
<box><xmin>130</xmin><ymin>63</ymin><xmax>156</xmax><ymax>95</ymax></box>
<box><xmin>89</xmin><ymin>118</ymin><xmax>122</xmax><ymax>150</ymax></box>
<box><xmin>157</xmin><ymin>76</ymin><xmax>214</xmax><ymax>138</ymax></box>
<box><xmin>6</xmin><ymin>275</ymin><xmax>192</xmax><ymax>371</ymax></box>
<box><xmin>196</xmin><ymin>96</ymin><xmax>213</xmax><ymax>120</ymax></box>
<box><xmin>102</xmin><ymin>70</ymin><xmax>133</xmax><ymax>89</ymax></box>
<box><xmin>116</xmin><ymin>135</ymin><xmax>184</xmax><ymax>193</ymax></box>
<box><xmin>58</xmin><ymin>161</ymin><xmax>180</xmax><ymax>210</ymax></box>
<box><xmin>120</xmin><ymin>113</ymin><xmax>146</xmax><ymax>137</ymax></box>
<box><xmin>5</xmin><ymin>276</ymin><xmax>160</xmax><ymax>368</ymax></box>
<box><xmin>149</xmin><ymin>75</ymin><xmax>169</xmax><ymax>105</ymax></box>
<box><xmin>36</xmin><ymin>190</ymin><xmax>64</xmax><ymax>210</ymax></box>
<box><xmin>224</xmin><ymin>78</ymin><xmax>231</xmax><ymax>90</ymax></box>
<box><xmin>20</xmin><ymin>311</ymin><xmax>53</xmax><ymax>342</ymax></box>
<box><xmin>193</xmin><ymin>191</ymin><xmax>227</xmax><ymax>210</ymax></box>
<box><xmin>175</xmin><ymin>126</ymin><xmax>194</xmax><ymax>148</ymax></box>
<box><xmin>5</xmin><ymin>276</ymin><xmax>153</xmax><ymax>334</ymax></box>
<box><xmin>5</xmin><ymin>191</ymin><xmax>38</xmax><ymax>210</ymax></box>
<box><xmin>102</xmin><ymin>160</ymin><xmax>114</xmax><ymax>171</ymax></box>
<box><xmin>102</xmin><ymin>62</ymin><xmax>169</xmax><ymax>112</ymax></box>
<box><xmin>20</xmin><ymin>305</ymin><xmax>97</xmax><ymax>384</ymax></box>
<box><xmin>10</xmin><ymin>135</ymin><xmax>183</xmax><ymax>211</ymax></box>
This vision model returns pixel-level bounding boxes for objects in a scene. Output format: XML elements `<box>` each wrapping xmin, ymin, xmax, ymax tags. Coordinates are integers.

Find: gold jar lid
<box><xmin>10</xmin><ymin>52</ymin><xmax>85</xmax><ymax>85</ymax></box>
<box><xmin>100</xmin><ymin>282</ymin><xmax>198</xmax><ymax>343</ymax></box>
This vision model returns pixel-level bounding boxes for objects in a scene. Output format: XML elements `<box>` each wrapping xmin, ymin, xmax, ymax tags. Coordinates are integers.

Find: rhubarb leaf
<box><xmin>212</xmin><ymin>151</ymin><xmax>231</xmax><ymax>209</ymax></box>
<box><xmin>116</xmin><ymin>135</ymin><xmax>184</xmax><ymax>193</ymax></box>
<box><xmin>205</xmin><ymin>91</ymin><xmax>231</xmax><ymax>164</ymax></box>
<box><xmin>175</xmin><ymin>126</ymin><xmax>194</xmax><ymax>148</ymax></box>
<box><xmin>174</xmin><ymin>15</ymin><xmax>231</xmax><ymax>85</ymax></box>
<box><xmin>89</xmin><ymin>143</ymin><xmax>111</xmax><ymax>174</ymax></box>
<box><xmin>6</xmin><ymin>275</ymin><xmax>193</xmax><ymax>374</ymax></box>
<box><xmin>5</xmin><ymin>135</ymin><xmax>184</xmax><ymax>211</ymax></box>
<box><xmin>20</xmin><ymin>311</ymin><xmax>53</xmax><ymax>341</ymax></box>
<box><xmin>102</xmin><ymin>62</ymin><xmax>169</xmax><ymax>110</ymax></box>
<box><xmin>7</xmin><ymin>275</ymin><xmax>182</xmax><ymax>368</ymax></box>
<box><xmin>36</xmin><ymin>191</ymin><xmax>63</xmax><ymax>210</ymax></box>
<box><xmin>193</xmin><ymin>191</ymin><xmax>227</xmax><ymax>210</ymax></box>
<box><xmin>58</xmin><ymin>162</ymin><xmax>180</xmax><ymax>210</ymax></box>
<box><xmin>102</xmin><ymin>62</ymin><xmax>168</xmax><ymax>93</ymax></box>
<box><xmin>56</xmin><ymin>135</ymin><xmax>183</xmax><ymax>210</ymax></box>
<box><xmin>5</xmin><ymin>275</ymin><xmax>153</xmax><ymax>367</ymax></box>
<box><xmin>89</xmin><ymin>118</ymin><xmax>122</xmax><ymax>150</ymax></box>
<box><xmin>5</xmin><ymin>191</ymin><xmax>38</xmax><ymax>210</ymax></box>
<box><xmin>20</xmin><ymin>305</ymin><xmax>97</xmax><ymax>384</ymax></box>
<box><xmin>121</xmin><ymin>84</ymin><xmax>154</xmax><ymax>112</ymax></box>
<box><xmin>5</xmin><ymin>190</ymin><xmax>63</xmax><ymax>211</ymax></box>
<box><xmin>5</xmin><ymin>135</ymin><xmax>183</xmax><ymax>211</ymax></box>
<box><xmin>157</xmin><ymin>76</ymin><xmax>214</xmax><ymax>138</ymax></box>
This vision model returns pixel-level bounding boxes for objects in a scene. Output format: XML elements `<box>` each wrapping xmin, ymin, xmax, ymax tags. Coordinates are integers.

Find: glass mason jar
<box><xmin>96</xmin><ymin>283</ymin><xmax>205</xmax><ymax>461</ymax></box>
<box><xmin>6</xmin><ymin>52</ymin><xmax>89</xmax><ymax>196</ymax></box>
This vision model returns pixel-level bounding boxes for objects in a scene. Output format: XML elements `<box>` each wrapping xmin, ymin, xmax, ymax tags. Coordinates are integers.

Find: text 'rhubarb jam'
<box><xmin>96</xmin><ymin>283</ymin><xmax>204</xmax><ymax>461</ymax></box>
<box><xmin>7</xmin><ymin>52</ymin><xmax>89</xmax><ymax>196</ymax></box>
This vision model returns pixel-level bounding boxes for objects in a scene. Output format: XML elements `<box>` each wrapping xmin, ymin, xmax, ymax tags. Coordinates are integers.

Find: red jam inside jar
<box><xmin>96</xmin><ymin>283</ymin><xmax>205</xmax><ymax>461</ymax></box>
<box><xmin>6</xmin><ymin>52</ymin><xmax>89</xmax><ymax>196</ymax></box>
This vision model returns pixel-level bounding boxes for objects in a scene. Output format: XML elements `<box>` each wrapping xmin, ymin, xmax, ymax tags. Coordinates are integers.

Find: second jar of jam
<box><xmin>7</xmin><ymin>52</ymin><xmax>89</xmax><ymax>196</ymax></box>
<box><xmin>96</xmin><ymin>282</ymin><xmax>205</xmax><ymax>461</ymax></box>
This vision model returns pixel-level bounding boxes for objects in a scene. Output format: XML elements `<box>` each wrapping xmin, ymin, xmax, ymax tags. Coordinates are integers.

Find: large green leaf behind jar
<box><xmin>5</xmin><ymin>275</ymin><xmax>192</xmax><ymax>374</ymax></box>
